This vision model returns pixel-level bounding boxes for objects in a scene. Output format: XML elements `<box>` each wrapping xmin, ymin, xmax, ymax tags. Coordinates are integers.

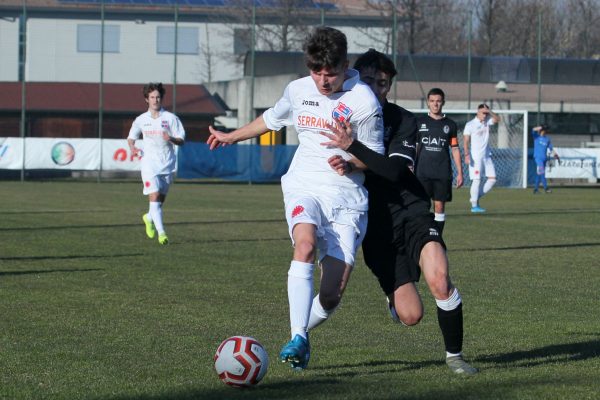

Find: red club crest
<box><xmin>292</xmin><ymin>205</ymin><xmax>304</xmax><ymax>218</ymax></box>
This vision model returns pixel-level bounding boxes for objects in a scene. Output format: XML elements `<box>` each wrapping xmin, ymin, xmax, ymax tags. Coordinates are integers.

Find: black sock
<box><xmin>435</xmin><ymin>220</ymin><xmax>445</xmax><ymax>235</ymax></box>
<box><xmin>437</xmin><ymin>303</ymin><xmax>463</xmax><ymax>354</ymax></box>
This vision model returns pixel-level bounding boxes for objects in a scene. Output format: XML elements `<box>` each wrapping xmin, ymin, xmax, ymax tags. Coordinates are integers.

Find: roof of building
<box><xmin>0</xmin><ymin>82</ymin><xmax>227</xmax><ymax>115</ymax></box>
<box><xmin>0</xmin><ymin>0</ymin><xmax>388</xmax><ymax>25</ymax></box>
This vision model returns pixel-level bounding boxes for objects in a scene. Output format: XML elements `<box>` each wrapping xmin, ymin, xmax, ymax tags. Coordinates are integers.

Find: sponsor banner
<box><xmin>0</xmin><ymin>137</ymin><xmax>25</xmax><ymax>169</ymax></box>
<box><xmin>102</xmin><ymin>139</ymin><xmax>143</xmax><ymax>171</ymax></box>
<box><xmin>25</xmin><ymin>138</ymin><xmax>100</xmax><ymax>170</ymax></box>
<box><xmin>546</xmin><ymin>148</ymin><xmax>599</xmax><ymax>179</ymax></box>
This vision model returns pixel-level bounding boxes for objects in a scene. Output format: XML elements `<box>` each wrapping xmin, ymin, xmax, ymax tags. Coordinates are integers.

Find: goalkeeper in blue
<box><xmin>532</xmin><ymin>125</ymin><xmax>560</xmax><ymax>194</ymax></box>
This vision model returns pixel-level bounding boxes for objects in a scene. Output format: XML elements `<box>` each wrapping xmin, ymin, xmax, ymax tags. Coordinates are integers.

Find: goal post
<box><xmin>409</xmin><ymin>109</ymin><xmax>529</xmax><ymax>189</ymax></box>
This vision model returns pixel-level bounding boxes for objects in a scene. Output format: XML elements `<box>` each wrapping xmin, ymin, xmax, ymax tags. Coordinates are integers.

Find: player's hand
<box><xmin>207</xmin><ymin>125</ymin><xmax>235</xmax><ymax>150</ymax></box>
<box><xmin>464</xmin><ymin>153</ymin><xmax>471</xmax><ymax>165</ymax></box>
<box><xmin>455</xmin><ymin>173</ymin><xmax>464</xmax><ymax>189</ymax></box>
<box><xmin>328</xmin><ymin>154</ymin><xmax>352</xmax><ymax>176</ymax></box>
<box><xmin>130</xmin><ymin>146</ymin><xmax>141</xmax><ymax>158</ymax></box>
<box><xmin>320</xmin><ymin>120</ymin><xmax>354</xmax><ymax>150</ymax></box>
<box><xmin>162</xmin><ymin>132</ymin><xmax>173</xmax><ymax>142</ymax></box>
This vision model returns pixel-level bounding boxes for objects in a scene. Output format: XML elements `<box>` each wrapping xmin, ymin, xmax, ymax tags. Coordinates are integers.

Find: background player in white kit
<box><xmin>128</xmin><ymin>82</ymin><xmax>185</xmax><ymax>245</ymax></box>
<box><xmin>207</xmin><ymin>27</ymin><xmax>384</xmax><ymax>370</ymax></box>
<box><xmin>463</xmin><ymin>104</ymin><xmax>500</xmax><ymax>213</ymax></box>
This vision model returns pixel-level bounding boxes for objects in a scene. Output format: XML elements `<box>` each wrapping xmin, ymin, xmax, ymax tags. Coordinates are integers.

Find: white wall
<box><xmin>0</xmin><ymin>17</ymin><xmax>19</xmax><ymax>81</ymax></box>
<box><xmin>24</xmin><ymin>18</ymin><xmax>242</xmax><ymax>83</ymax></box>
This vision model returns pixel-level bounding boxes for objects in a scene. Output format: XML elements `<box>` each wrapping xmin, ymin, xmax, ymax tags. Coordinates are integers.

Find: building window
<box><xmin>157</xmin><ymin>27</ymin><xmax>199</xmax><ymax>54</ymax></box>
<box><xmin>234</xmin><ymin>28</ymin><xmax>251</xmax><ymax>55</ymax></box>
<box><xmin>77</xmin><ymin>24</ymin><xmax>120</xmax><ymax>53</ymax></box>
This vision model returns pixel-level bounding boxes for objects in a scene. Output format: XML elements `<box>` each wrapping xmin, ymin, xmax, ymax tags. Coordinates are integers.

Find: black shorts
<box><xmin>419</xmin><ymin>177</ymin><xmax>452</xmax><ymax>202</ymax></box>
<box><xmin>362</xmin><ymin>204</ymin><xmax>445</xmax><ymax>295</ymax></box>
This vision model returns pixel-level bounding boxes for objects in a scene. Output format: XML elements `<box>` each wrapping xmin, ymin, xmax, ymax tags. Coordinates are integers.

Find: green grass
<box><xmin>1</xmin><ymin>181</ymin><xmax>599</xmax><ymax>400</ymax></box>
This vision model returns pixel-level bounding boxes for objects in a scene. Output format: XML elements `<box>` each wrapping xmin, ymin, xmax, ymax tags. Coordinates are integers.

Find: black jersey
<box><xmin>360</xmin><ymin>102</ymin><xmax>431</xmax><ymax>209</ymax></box>
<box><xmin>415</xmin><ymin>115</ymin><xmax>458</xmax><ymax>181</ymax></box>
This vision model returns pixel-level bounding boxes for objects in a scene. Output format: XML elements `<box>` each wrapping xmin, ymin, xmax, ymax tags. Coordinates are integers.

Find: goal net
<box><xmin>409</xmin><ymin>109</ymin><xmax>529</xmax><ymax>188</ymax></box>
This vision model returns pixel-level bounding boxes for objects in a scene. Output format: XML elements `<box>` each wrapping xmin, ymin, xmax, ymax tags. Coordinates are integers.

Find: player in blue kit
<box><xmin>532</xmin><ymin>125</ymin><xmax>560</xmax><ymax>193</ymax></box>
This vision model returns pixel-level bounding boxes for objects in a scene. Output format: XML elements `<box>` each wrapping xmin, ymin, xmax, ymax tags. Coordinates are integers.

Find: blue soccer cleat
<box><xmin>386</xmin><ymin>297</ymin><xmax>401</xmax><ymax>324</ymax></box>
<box><xmin>279</xmin><ymin>334</ymin><xmax>310</xmax><ymax>370</ymax></box>
<box><xmin>471</xmin><ymin>206</ymin><xmax>486</xmax><ymax>213</ymax></box>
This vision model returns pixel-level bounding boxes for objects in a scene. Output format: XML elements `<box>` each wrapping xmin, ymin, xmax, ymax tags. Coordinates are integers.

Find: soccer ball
<box><xmin>214</xmin><ymin>336</ymin><xmax>269</xmax><ymax>388</ymax></box>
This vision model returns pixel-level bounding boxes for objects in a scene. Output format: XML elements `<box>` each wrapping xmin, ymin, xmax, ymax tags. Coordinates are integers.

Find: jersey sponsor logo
<box><xmin>302</xmin><ymin>100</ymin><xmax>320</xmax><ymax>107</ymax></box>
<box><xmin>297</xmin><ymin>113</ymin><xmax>331</xmax><ymax>129</ymax></box>
<box><xmin>420</xmin><ymin>136</ymin><xmax>446</xmax><ymax>146</ymax></box>
<box><xmin>332</xmin><ymin>102</ymin><xmax>352</xmax><ymax>122</ymax></box>
<box><xmin>291</xmin><ymin>205</ymin><xmax>305</xmax><ymax>218</ymax></box>
<box><xmin>443</xmin><ymin>125</ymin><xmax>450</xmax><ymax>134</ymax></box>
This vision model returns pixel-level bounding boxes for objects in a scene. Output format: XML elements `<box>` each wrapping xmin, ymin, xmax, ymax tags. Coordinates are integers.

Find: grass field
<box><xmin>1</xmin><ymin>181</ymin><xmax>599</xmax><ymax>400</ymax></box>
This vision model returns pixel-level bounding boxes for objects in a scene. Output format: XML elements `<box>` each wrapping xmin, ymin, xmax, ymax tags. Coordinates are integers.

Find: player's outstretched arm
<box><xmin>207</xmin><ymin>116</ymin><xmax>269</xmax><ymax>150</ymax></box>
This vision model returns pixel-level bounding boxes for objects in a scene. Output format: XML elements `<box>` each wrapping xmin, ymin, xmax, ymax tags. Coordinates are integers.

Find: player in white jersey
<box><xmin>463</xmin><ymin>103</ymin><xmax>500</xmax><ymax>213</ymax></box>
<box><xmin>128</xmin><ymin>82</ymin><xmax>185</xmax><ymax>245</ymax></box>
<box><xmin>207</xmin><ymin>27</ymin><xmax>384</xmax><ymax>370</ymax></box>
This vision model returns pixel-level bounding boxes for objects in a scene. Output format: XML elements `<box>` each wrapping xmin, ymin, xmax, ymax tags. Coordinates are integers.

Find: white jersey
<box><xmin>128</xmin><ymin>109</ymin><xmax>185</xmax><ymax>175</ymax></box>
<box><xmin>263</xmin><ymin>69</ymin><xmax>384</xmax><ymax>211</ymax></box>
<box><xmin>463</xmin><ymin>116</ymin><xmax>495</xmax><ymax>159</ymax></box>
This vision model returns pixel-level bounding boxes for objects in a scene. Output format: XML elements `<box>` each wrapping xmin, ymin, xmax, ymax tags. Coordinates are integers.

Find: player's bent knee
<box><xmin>293</xmin><ymin>240</ymin><xmax>317</xmax><ymax>263</ymax></box>
<box><xmin>318</xmin><ymin>291</ymin><xmax>342</xmax><ymax>312</ymax></box>
<box><xmin>397</xmin><ymin>310</ymin><xmax>423</xmax><ymax>326</ymax></box>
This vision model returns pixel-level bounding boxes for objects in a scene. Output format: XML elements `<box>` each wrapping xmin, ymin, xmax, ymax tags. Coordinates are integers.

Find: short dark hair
<box><xmin>477</xmin><ymin>103</ymin><xmax>489</xmax><ymax>110</ymax></box>
<box><xmin>143</xmin><ymin>82</ymin><xmax>166</xmax><ymax>99</ymax></box>
<box><xmin>427</xmin><ymin>87</ymin><xmax>445</xmax><ymax>101</ymax></box>
<box><xmin>353</xmin><ymin>48</ymin><xmax>397</xmax><ymax>79</ymax></box>
<box><xmin>303</xmin><ymin>27</ymin><xmax>348</xmax><ymax>72</ymax></box>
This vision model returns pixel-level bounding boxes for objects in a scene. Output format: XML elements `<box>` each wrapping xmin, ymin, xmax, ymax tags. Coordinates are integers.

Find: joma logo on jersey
<box><xmin>302</xmin><ymin>100</ymin><xmax>320</xmax><ymax>106</ymax></box>
<box><xmin>332</xmin><ymin>102</ymin><xmax>352</xmax><ymax>122</ymax></box>
<box><xmin>419</xmin><ymin>124</ymin><xmax>429</xmax><ymax>132</ymax></box>
<box><xmin>421</xmin><ymin>136</ymin><xmax>446</xmax><ymax>146</ymax></box>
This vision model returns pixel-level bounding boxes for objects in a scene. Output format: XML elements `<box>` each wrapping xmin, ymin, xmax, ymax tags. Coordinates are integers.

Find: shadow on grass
<box><xmin>453</xmin><ymin>208</ymin><xmax>600</xmax><ymax>217</ymax></box>
<box><xmin>108</xmin><ymin>377</ymin><xmax>344</xmax><ymax>400</ymax></box>
<box><xmin>0</xmin><ymin>253</ymin><xmax>143</xmax><ymax>262</ymax></box>
<box><xmin>476</xmin><ymin>339</ymin><xmax>600</xmax><ymax>367</ymax></box>
<box><xmin>0</xmin><ymin>268</ymin><xmax>103</xmax><ymax>276</ymax></box>
<box><xmin>451</xmin><ymin>241</ymin><xmax>600</xmax><ymax>253</ymax></box>
<box><xmin>0</xmin><ymin>219</ymin><xmax>284</xmax><ymax>232</ymax></box>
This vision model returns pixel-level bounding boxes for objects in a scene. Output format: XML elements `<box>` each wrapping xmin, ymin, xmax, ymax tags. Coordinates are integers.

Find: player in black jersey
<box><xmin>415</xmin><ymin>88</ymin><xmax>463</xmax><ymax>234</ymax></box>
<box><xmin>320</xmin><ymin>49</ymin><xmax>477</xmax><ymax>375</ymax></box>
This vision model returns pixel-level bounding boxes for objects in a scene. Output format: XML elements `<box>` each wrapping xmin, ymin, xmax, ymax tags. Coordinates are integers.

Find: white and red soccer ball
<box><xmin>214</xmin><ymin>336</ymin><xmax>269</xmax><ymax>388</ymax></box>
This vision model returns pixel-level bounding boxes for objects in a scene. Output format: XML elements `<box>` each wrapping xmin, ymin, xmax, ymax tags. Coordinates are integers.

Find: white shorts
<box><xmin>469</xmin><ymin>155</ymin><xmax>496</xmax><ymax>180</ymax></box>
<box><xmin>284</xmin><ymin>194</ymin><xmax>367</xmax><ymax>266</ymax></box>
<box><xmin>141</xmin><ymin>171</ymin><xmax>173</xmax><ymax>195</ymax></box>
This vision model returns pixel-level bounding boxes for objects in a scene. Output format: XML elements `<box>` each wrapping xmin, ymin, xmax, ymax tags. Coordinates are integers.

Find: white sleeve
<box><xmin>127</xmin><ymin>117</ymin><xmax>142</xmax><ymax>140</ymax></box>
<box><xmin>354</xmin><ymin>108</ymin><xmax>384</xmax><ymax>155</ymax></box>
<box><xmin>172</xmin><ymin>116</ymin><xmax>186</xmax><ymax>140</ymax></box>
<box><xmin>487</xmin><ymin>118</ymin><xmax>495</xmax><ymax>127</ymax></box>
<box><xmin>263</xmin><ymin>84</ymin><xmax>293</xmax><ymax>131</ymax></box>
<box><xmin>463</xmin><ymin>122</ymin><xmax>472</xmax><ymax>136</ymax></box>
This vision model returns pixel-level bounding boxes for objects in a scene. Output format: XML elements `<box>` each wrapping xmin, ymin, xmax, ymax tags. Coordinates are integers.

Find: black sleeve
<box><xmin>347</xmin><ymin>140</ymin><xmax>413</xmax><ymax>184</ymax></box>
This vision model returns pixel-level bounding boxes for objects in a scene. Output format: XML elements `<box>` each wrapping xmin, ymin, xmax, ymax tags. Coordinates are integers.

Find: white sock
<box><xmin>434</xmin><ymin>213</ymin><xmax>446</xmax><ymax>222</ymax></box>
<box><xmin>287</xmin><ymin>261</ymin><xmax>314</xmax><ymax>340</ymax></box>
<box><xmin>446</xmin><ymin>351</ymin><xmax>462</xmax><ymax>358</ymax></box>
<box><xmin>470</xmin><ymin>180</ymin><xmax>481</xmax><ymax>207</ymax></box>
<box><xmin>149</xmin><ymin>201</ymin><xmax>165</xmax><ymax>234</ymax></box>
<box><xmin>307</xmin><ymin>294</ymin><xmax>337</xmax><ymax>330</ymax></box>
<box><xmin>482</xmin><ymin>178</ymin><xmax>496</xmax><ymax>195</ymax></box>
